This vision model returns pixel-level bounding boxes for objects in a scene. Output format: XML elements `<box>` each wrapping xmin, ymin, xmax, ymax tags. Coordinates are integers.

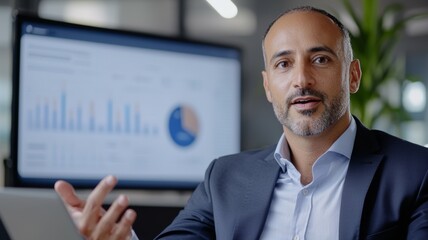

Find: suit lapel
<box><xmin>339</xmin><ymin>118</ymin><xmax>384</xmax><ymax>240</ymax></box>
<box><xmin>232</xmin><ymin>150</ymin><xmax>281</xmax><ymax>240</ymax></box>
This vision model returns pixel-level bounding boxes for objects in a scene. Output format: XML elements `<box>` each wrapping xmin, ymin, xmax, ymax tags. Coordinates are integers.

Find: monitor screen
<box><xmin>10</xmin><ymin>12</ymin><xmax>241</xmax><ymax>189</ymax></box>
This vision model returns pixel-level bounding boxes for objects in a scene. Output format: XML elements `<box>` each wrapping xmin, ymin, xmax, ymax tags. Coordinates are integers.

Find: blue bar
<box><xmin>61</xmin><ymin>92</ymin><xmax>66</xmax><ymax>130</ymax></box>
<box><xmin>89</xmin><ymin>103</ymin><xmax>95</xmax><ymax>132</ymax></box>
<box><xmin>52</xmin><ymin>108</ymin><xmax>57</xmax><ymax>130</ymax></box>
<box><xmin>115</xmin><ymin>111</ymin><xmax>121</xmax><ymax>133</ymax></box>
<box><xmin>28</xmin><ymin>110</ymin><xmax>33</xmax><ymax>130</ymax></box>
<box><xmin>69</xmin><ymin>110</ymin><xmax>74</xmax><ymax>131</ymax></box>
<box><xmin>134</xmin><ymin>112</ymin><xmax>140</xmax><ymax>134</ymax></box>
<box><xmin>36</xmin><ymin>103</ymin><xmax>41</xmax><ymax>129</ymax></box>
<box><xmin>44</xmin><ymin>101</ymin><xmax>49</xmax><ymax>129</ymax></box>
<box><xmin>125</xmin><ymin>104</ymin><xmax>131</xmax><ymax>133</ymax></box>
<box><xmin>107</xmin><ymin>99</ymin><xmax>113</xmax><ymax>132</ymax></box>
<box><xmin>77</xmin><ymin>105</ymin><xmax>82</xmax><ymax>131</ymax></box>
<box><xmin>89</xmin><ymin>115</ymin><xmax>95</xmax><ymax>131</ymax></box>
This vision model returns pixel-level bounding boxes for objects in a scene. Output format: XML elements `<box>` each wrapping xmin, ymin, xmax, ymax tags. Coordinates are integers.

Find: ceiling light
<box><xmin>206</xmin><ymin>0</ymin><xmax>238</xmax><ymax>19</ymax></box>
<box><xmin>403</xmin><ymin>81</ymin><xmax>426</xmax><ymax>112</ymax></box>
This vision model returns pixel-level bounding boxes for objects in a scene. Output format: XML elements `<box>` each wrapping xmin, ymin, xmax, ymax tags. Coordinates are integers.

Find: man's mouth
<box><xmin>291</xmin><ymin>96</ymin><xmax>321</xmax><ymax>110</ymax></box>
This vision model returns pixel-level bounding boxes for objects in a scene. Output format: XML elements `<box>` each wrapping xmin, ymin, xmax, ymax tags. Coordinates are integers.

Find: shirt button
<box><xmin>302</xmin><ymin>189</ymin><xmax>309</xmax><ymax>196</ymax></box>
<box><xmin>293</xmin><ymin>236</ymin><xmax>300</xmax><ymax>240</ymax></box>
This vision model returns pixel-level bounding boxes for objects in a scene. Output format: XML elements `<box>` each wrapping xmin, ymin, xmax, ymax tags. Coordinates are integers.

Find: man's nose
<box><xmin>293</xmin><ymin>61</ymin><xmax>314</xmax><ymax>89</ymax></box>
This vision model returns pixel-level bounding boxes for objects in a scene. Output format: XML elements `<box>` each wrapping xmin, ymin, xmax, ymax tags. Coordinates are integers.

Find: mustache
<box><xmin>286</xmin><ymin>88</ymin><xmax>326</xmax><ymax>105</ymax></box>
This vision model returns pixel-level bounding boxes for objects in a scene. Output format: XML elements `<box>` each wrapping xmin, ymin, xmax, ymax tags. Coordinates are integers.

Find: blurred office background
<box><xmin>0</xmin><ymin>0</ymin><xmax>427</xmax><ymax>237</ymax></box>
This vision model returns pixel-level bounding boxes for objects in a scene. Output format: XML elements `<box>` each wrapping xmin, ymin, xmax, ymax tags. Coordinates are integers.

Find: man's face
<box><xmin>262</xmin><ymin>11</ymin><xmax>359</xmax><ymax>136</ymax></box>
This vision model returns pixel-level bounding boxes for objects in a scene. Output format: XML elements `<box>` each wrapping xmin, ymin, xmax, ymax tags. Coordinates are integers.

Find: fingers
<box><xmin>55</xmin><ymin>176</ymin><xmax>137</xmax><ymax>239</ymax></box>
<box><xmin>54</xmin><ymin>180</ymin><xmax>85</xmax><ymax>208</ymax></box>
<box><xmin>93</xmin><ymin>195</ymin><xmax>137</xmax><ymax>239</ymax></box>
<box><xmin>86</xmin><ymin>175</ymin><xmax>118</xmax><ymax>209</ymax></box>
<box><xmin>113</xmin><ymin>209</ymin><xmax>137</xmax><ymax>239</ymax></box>
<box><xmin>80</xmin><ymin>175</ymin><xmax>118</xmax><ymax>236</ymax></box>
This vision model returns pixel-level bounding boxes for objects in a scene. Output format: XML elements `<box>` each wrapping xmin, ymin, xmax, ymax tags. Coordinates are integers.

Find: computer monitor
<box><xmin>9</xmin><ymin>12</ymin><xmax>241</xmax><ymax>189</ymax></box>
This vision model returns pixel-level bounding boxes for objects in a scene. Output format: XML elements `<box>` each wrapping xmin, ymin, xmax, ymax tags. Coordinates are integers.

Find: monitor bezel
<box><xmin>8</xmin><ymin>10</ymin><xmax>242</xmax><ymax>190</ymax></box>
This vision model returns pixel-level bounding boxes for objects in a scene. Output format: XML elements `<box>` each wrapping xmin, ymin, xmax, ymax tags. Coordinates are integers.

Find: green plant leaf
<box><xmin>340</xmin><ymin>0</ymin><xmax>427</xmax><ymax>129</ymax></box>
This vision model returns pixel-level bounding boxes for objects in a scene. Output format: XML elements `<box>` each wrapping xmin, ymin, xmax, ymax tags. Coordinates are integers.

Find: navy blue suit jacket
<box><xmin>156</xmin><ymin>118</ymin><xmax>428</xmax><ymax>239</ymax></box>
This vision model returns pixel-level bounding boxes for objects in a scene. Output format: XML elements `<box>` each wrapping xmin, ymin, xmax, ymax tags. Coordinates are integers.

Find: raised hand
<box><xmin>54</xmin><ymin>175</ymin><xmax>137</xmax><ymax>240</ymax></box>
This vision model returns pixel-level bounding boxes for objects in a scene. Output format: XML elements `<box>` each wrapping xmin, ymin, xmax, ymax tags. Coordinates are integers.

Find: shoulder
<box><xmin>212</xmin><ymin>145</ymin><xmax>277</xmax><ymax>167</ymax></box>
<box><xmin>370</xmin><ymin>129</ymin><xmax>428</xmax><ymax>157</ymax></box>
<box><xmin>361</xmin><ymin>128</ymin><xmax>428</xmax><ymax>183</ymax></box>
<box><xmin>203</xmin><ymin>145</ymin><xmax>278</xmax><ymax>181</ymax></box>
<box><xmin>353</xmin><ymin>117</ymin><xmax>428</xmax><ymax>158</ymax></box>
<box><xmin>353</xmin><ymin>119</ymin><xmax>428</xmax><ymax>178</ymax></box>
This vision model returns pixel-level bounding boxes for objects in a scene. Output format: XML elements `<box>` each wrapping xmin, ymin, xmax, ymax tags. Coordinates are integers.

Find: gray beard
<box><xmin>272</xmin><ymin>88</ymin><xmax>348</xmax><ymax>136</ymax></box>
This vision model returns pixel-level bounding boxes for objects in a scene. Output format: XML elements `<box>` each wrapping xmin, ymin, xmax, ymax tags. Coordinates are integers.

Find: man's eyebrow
<box><xmin>309</xmin><ymin>46</ymin><xmax>338</xmax><ymax>57</ymax></box>
<box><xmin>269</xmin><ymin>50</ymin><xmax>293</xmax><ymax>65</ymax></box>
<box><xmin>269</xmin><ymin>46</ymin><xmax>338</xmax><ymax>64</ymax></box>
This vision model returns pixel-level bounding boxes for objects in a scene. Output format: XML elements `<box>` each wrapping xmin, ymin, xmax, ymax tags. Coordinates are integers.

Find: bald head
<box><xmin>262</xmin><ymin>6</ymin><xmax>353</xmax><ymax>66</ymax></box>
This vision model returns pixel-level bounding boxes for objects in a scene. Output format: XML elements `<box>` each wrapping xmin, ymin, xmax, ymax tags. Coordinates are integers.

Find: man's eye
<box><xmin>314</xmin><ymin>56</ymin><xmax>329</xmax><ymax>64</ymax></box>
<box><xmin>276</xmin><ymin>61</ymin><xmax>290</xmax><ymax>69</ymax></box>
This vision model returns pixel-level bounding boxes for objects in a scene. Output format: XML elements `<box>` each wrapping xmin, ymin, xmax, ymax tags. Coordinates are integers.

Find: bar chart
<box><xmin>25</xmin><ymin>91</ymin><xmax>159</xmax><ymax>136</ymax></box>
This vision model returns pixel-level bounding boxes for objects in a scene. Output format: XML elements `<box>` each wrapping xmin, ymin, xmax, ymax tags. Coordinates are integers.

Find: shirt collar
<box><xmin>274</xmin><ymin>117</ymin><xmax>357</xmax><ymax>172</ymax></box>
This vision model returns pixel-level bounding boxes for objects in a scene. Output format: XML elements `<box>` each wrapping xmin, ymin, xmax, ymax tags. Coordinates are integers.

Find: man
<box><xmin>55</xmin><ymin>6</ymin><xmax>428</xmax><ymax>240</ymax></box>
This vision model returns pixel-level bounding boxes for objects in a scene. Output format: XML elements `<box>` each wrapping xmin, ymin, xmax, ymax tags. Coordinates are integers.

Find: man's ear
<box><xmin>262</xmin><ymin>70</ymin><xmax>273</xmax><ymax>102</ymax></box>
<box><xmin>349</xmin><ymin>59</ymin><xmax>361</xmax><ymax>94</ymax></box>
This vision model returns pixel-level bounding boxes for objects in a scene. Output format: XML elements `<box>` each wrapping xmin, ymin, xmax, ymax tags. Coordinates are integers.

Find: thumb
<box><xmin>54</xmin><ymin>180</ymin><xmax>85</xmax><ymax>208</ymax></box>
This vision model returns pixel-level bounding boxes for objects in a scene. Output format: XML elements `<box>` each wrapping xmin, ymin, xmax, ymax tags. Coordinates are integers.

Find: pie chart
<box><xmin>168</xmin><ymin>105</ymin><xmax>199</xmax><ymax>147</ymax></box>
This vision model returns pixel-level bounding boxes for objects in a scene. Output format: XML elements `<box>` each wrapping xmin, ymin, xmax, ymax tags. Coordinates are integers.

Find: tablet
<box><xmin>0</xmin><ymin>187</ymin><xmax>82</xmax><ymax>240</ymax></box>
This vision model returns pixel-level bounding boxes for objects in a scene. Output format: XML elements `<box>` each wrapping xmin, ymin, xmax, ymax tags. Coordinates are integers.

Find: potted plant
<box><xmin>340</xmin><ymin>0</ymin><xmax>428</xmax><ymax>130</ymax></box>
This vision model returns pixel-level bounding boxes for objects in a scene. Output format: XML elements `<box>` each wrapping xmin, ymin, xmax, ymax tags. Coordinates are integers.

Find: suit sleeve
<box><xmin>154</xmin><ymin>160</ymin><xmax>217</xmax><ymax>240</ymax></box>
<box><xmin>407</xmin><ymin>168</ymin><xmax>428</xmax><ymax>240</ymax></box>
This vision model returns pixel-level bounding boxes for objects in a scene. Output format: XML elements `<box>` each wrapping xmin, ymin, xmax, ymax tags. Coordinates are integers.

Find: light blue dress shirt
<box><xmin>260</xmin><ymin>118</ymin><xmax>357</xmax><ymax>240</ymax></box>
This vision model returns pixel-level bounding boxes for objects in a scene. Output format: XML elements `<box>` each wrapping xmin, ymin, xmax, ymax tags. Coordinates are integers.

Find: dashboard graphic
<box><xmin>168</xmin><ymin>105</ymin><xmax>199</xmax><ymax>147</ymax></box>
<box><xmin>11</xmin><ymin>13</ymin><xmax>241</xmax><ymax>188</ymax></box>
